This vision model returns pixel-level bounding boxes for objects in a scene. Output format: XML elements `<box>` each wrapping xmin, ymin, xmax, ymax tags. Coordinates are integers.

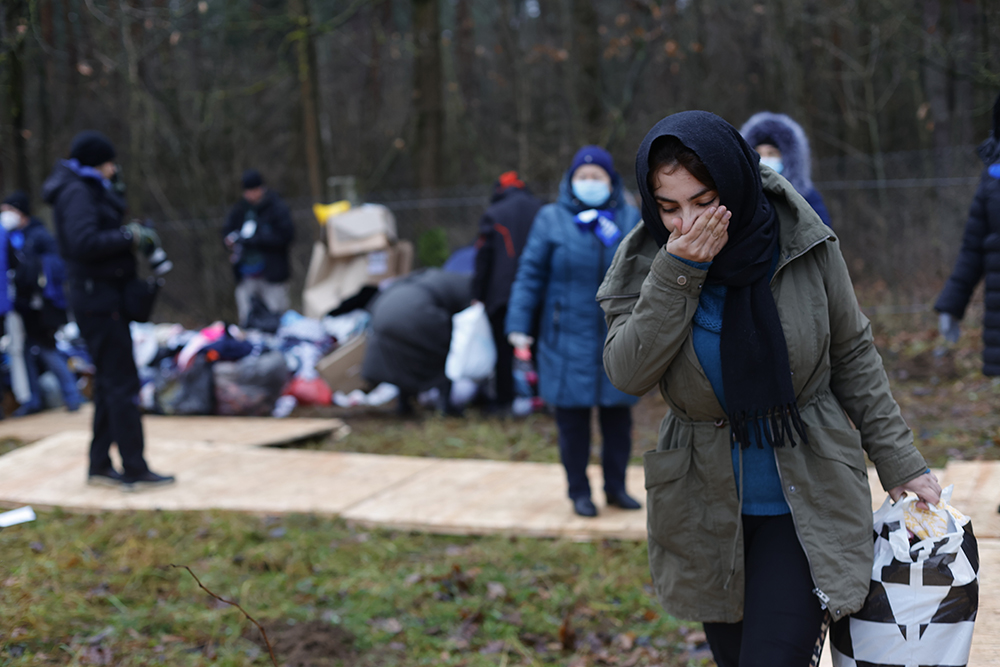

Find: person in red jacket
<box><xmin>472</xmin><ymin>171</ymin><xmax>543</xmax><ymax>414</ymax></box>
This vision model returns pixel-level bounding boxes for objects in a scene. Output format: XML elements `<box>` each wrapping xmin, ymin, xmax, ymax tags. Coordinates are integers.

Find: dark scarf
<box><xmin>635</xmin><ymin>110</ymin><xmax>807</xmax><ymax>449</ymax></box>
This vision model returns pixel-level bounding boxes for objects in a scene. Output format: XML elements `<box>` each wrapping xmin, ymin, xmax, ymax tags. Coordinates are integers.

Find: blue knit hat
<box><xmin>569</xmin><ymin>145</ymin><xmax>616</xmax><ymax>180</ymax></box>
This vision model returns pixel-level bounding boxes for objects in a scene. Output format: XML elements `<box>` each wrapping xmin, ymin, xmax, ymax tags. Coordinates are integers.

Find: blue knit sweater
<box><xmin>678</xmin><ymin>252</ymin><xmax>789</xmax><ymax>516</ymax></box>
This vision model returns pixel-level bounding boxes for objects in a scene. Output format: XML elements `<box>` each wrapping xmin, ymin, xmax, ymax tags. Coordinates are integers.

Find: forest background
<box><xmin>1</xmin><ymin>0</ymin><xmax>999</xmax><ymax>326</ymax></box>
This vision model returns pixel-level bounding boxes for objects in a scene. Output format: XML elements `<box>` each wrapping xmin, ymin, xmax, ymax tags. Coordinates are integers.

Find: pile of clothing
<box><xmin>124</xmin><ymin>308</ymin><xmax>370</xmax><ymax>417</ymax></box>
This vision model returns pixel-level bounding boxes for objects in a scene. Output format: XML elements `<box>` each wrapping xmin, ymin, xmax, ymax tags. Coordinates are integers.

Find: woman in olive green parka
<box><xmin>598</xmin><ymin>111</ymin><xmax>940</xmax><ymax>666</ymax></box>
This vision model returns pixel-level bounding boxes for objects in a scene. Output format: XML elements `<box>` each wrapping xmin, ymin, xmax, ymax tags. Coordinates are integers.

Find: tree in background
<box><xmin>0</xmin><ymin>0</ymin><xmax>997</xmax><ymax>210</ymax></box>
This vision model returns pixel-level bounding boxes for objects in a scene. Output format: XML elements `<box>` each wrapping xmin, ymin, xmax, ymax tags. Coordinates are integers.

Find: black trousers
<box><xmin>553</xmin><ymin>406</ymin><xmax>632</xmax><ymax>500</ymax></box>
<box><xmin>489</xmin><ymin>306</ymin><xmax>514</xmax><ymax>406</ymax></box>
<box><xmin>703</xmin><ymin>513</ymin><xmax>826</xmax><ymax>667</ymax></box>
<box><xmin>76</xmin><ymin>312</ymin><xmax>149</xmax><ymax>477</ymax></box>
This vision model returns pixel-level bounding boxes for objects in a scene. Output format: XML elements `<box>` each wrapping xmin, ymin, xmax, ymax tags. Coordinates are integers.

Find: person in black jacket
<box><xmin>471</xmin><ymin>171</ymin><xmax>543</xmax><ymax>412</ymax></box>
<box><xmin>222</xmin><ymin>170</ymin><xmax>295</xmax><ymax>327</ymax></box>
<box><xmin>1</xmin><ymin>191</ymin><xmax>82</xmax><ymax>415</ymax></box>
<box><xmin>935</xmin><ymin>92</ymin><xmax>1000</xmax><ymax>376</ymax></box>
<box><xmin>42</xmin><ymin>130</ymin><xmax>174</xmax><ymax>490</ymax></box>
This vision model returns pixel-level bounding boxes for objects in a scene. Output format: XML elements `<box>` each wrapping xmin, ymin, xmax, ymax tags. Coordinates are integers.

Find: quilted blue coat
<box><xmin>505</xmin><ymin>169</ymin><xmax>641</xmax><ymax>408</ymax></box>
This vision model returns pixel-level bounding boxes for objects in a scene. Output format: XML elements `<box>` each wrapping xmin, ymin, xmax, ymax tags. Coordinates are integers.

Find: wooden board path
<box><xmin>0</xmin><ymin>405</ymin><xmax>348</xmax><ymax>448</ymax></box>
<box><xmin>0</xmin><ymin>430</ymin><xmax>945</xmax><ymax>537</ymax></box>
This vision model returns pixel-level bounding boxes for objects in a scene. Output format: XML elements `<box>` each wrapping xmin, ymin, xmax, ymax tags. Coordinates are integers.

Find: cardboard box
<box><xmin>364</xmin><ymin>240</ymin><xmax>413</xmax><ymax>281</ymax></box>
<box><xmin>302</xmin><ymin>240</ymin><xmax>414</xmax><ymax>319</ymax></box>
<box><xmin>326</xmin><ymin>204</ymin><xmax>397</xmax><ymax>258</ymax></box>
<box><xmin>317</xmin><ymin>332</ymin><xmax>368</xmax><ymax>393</ymax></box>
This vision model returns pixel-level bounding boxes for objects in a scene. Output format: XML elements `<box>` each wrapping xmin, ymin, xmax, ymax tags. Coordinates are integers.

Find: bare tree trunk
<box><xmin>498</xmin><ymin>0</ymin><xmax>531</xmax><ymax>177</ymax></box>
<box><xmin>952</xmin><ymin>0</ymin><xmax>977</xmax><ymax>147</ymax></box>
<box><xmin>365</xmin><ymin>3</ymin><xmax>389</xmax><ymax>120</ymax></box>
<box><xmin>922</xmin><ymin>0</ymin><xmax>951</xmax><ymax>160</ymax></box>
<box><xmin>289</xmin><ymin>0</ymin><xmax>324</xmax><ymax>201</ymax></box>
<box><xmin>38</xmin><ymin>0</ymin><xmax>55</xmax><ymax>179</ymax></box>
<box><xmin>412</xmin><ymin>0</ymin><xmax>444</xmax><ymax>190</ymax></box>
<box><xmin>455</xmin><ymin>0</ymin><xmax>478</xmax><ymax>110</ymax></box>
<box><xmin>570</xmin><ymin>0</ymin><xmax>601</xmax><ymax>145</ymax></box>
<box><xmin>2</xmin><ymin>0</ymin><xmax>31</xmax><ymax>195</ymax></box>
<box><xmin>119</xmin><ymin>0</ymin><xmax>149</xmax><ymax>214</ymax></box>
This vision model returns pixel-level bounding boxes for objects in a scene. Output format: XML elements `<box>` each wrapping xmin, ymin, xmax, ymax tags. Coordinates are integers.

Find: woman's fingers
<box><xmin>692</xmin><ymin>206</ymin><xmax>729</xmax><ymax>242</ymax></box>
<box><xmin>687</xmin><ymin>207</ymin><xmax>730</xmax><ymax>258</ymax></box>
<box><xmin>890</xmin><ymin>472</ymin><xmax>943</xmax><ymax>510</ymax></box>
<box><xmin>666</xmin><ymin>206</ymin><xmax>730</xmax><ymax>263</ymax></box>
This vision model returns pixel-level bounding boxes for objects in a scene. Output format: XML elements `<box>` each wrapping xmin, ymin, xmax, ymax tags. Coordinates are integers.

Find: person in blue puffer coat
<box><xmin>505</xmin><ymin>145</ymin><xmax>642</xmax><ymax>517</ymax></box>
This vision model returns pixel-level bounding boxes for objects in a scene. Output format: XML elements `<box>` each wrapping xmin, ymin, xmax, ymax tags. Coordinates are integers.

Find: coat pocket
<box><xmin>643</xmin><ymin>446</ymin><xmax>695</xmax><ymax>550</ymax></box>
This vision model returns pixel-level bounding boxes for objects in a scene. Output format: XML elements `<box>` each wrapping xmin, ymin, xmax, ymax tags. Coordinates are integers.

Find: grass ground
<box><xmin>1</xmin><ymin>302</ymin><xmax>997</xmax><ymax>666</ymax></box>
<box><xmin>0</xmin><ymin>510</ymin><xmax>705</xmax><ymax>666</ymax></box>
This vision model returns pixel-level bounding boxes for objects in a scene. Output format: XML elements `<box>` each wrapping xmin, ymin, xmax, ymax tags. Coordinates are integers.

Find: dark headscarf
<box><xmin>635</xmin><ymin>110</ymin><xmax>806</xmax><ymax>449</ymax></box>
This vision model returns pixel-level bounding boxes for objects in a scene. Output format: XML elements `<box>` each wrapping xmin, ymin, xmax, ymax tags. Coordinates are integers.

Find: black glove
<box><xmin>124</xmin><ymin>221</ymin><xmax>161</xmax><ymax>256</ymax></box>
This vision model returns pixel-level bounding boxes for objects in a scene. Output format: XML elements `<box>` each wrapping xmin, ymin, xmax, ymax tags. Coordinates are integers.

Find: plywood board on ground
<box><xmin>341</xmin><ymin>458</ymin><xmax>648</xmax><ymax>540</ymax></box>
<box><xmin>969</xmin><ymin>539</ymin><xmax>1000</xmax><ymax>666</ymax></box>
<box><xmin>0</xmin><ymin>432</ymin><xmax>434</xmax><ymax>514</ymax></box>
<box><xmin>937</xmin><ymin>460</ymin><xmax>1000</xmax><ymax>539</ymax></box>
<box><xmin>0</xmin><ymin>405</ymin><xmax>346</xmax><ymax>448</ymax></box>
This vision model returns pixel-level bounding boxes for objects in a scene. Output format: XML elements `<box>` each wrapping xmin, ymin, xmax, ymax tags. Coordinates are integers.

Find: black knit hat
<box><xmin>2</xmin><ymin>190</ymin><xmax>30</xmax><ymax>216</ymax></box>
<box><xmin>241</xmin><ymin>169</ymin><xmax>264</xmax><ymax>190</ymax></box>
<box><xmin>70</xmin><ymin>131</ymin><xmax>116</xmax><ymax>167</ymax></box>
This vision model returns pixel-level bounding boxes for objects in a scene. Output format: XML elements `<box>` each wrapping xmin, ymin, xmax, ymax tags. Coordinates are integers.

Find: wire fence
<box><xmin>147</xmin><ymin>146</ymin><xmax>988</xmax><ymax>328</ymax></box>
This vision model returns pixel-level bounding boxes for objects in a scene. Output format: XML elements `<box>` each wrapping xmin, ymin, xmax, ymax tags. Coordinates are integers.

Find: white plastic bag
<box><xmin>445</xmin><ymin>302</ymin><xmax>496</xmax><ymax>382</ymax></box>
<box><xmin>831</xmin><ymin>485</ymin><xmax>978</xmax><ymax>667</ymax></box>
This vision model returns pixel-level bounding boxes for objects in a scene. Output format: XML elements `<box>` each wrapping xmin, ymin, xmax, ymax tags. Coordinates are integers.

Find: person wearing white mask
<box><xmin>2</xmin><ymin>191</ymin><xmax>83</xmax><ymax>415</ymax></box>
<box><xmin>505</xmin><ymin>145</ymin><xmax>642</xmax><ymax>517</ymax></box>
<box><xmin>0</xmin><ymin>193</ymin><xmax>31</xmax><ymax>411</ymax></box>
<box><xmin>740</xmin><ymin>111</ymin><xmax>832</xmax><ymax>227</ymax></box>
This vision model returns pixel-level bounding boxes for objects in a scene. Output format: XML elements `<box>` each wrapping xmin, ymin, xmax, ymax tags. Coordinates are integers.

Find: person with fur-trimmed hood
<box><xmin>740</xmin><ymin>111</ymin><xmax>832</xmax><ymax>227</ymax></box>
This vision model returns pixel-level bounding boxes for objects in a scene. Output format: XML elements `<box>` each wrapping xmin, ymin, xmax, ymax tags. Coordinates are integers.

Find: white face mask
<box><xmin>0</xmin><ymin>210</ymin><xmax>21</xmax><ymax>232</ymax></box>
<box><xmin>759</xmin><ymin>156</ymin><xmax>784</xmax><ymax>174</ymax></box>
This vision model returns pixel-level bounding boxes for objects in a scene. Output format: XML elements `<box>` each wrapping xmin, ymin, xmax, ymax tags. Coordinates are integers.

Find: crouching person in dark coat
<box><xmin>472</xmin><ymin>171</ymin><xmax>543</xmax><ymax>413</ymax></box>
<box><xmin>362</xmin><ymin>269</ymin><xmax>472</xmax><ymax>416</ymax></box>
<box><xmin>42</xmin><ymin>130</ymin><xmax>174</xmax><ymax>490</ymax></box>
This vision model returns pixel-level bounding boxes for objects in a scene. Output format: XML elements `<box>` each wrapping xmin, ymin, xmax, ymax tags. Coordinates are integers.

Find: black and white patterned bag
<box><xmin>831</xmin><ymin>486</ymin><xmax>978</xmax><ymax>667</ymax></box>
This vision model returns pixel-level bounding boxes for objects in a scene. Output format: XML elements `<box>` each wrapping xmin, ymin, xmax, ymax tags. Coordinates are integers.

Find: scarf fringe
<box><xmin>729</xmin><ymin>403</ymin><xmax>809</xmax><ymax>450</ymax></box>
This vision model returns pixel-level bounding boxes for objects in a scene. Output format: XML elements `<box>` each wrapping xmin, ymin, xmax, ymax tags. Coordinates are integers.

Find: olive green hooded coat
<box><xmin>597</xmin><ymin>166</ymin><xmax>927</xmax><ymax>624</ymax></box>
